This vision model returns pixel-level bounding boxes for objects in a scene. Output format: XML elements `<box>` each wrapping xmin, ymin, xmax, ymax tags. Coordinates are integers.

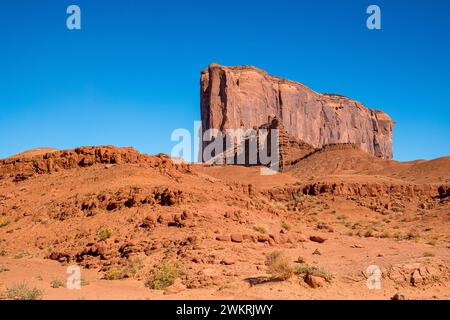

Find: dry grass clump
<box><xmin>295</xmin><ymin>263</ymin><xmax>333</xmax><ymax>282</ymax></box>
<box><xmin>253</xmin><ymin>224</ymin><xmax>268</xmax><ymax>234</ymax></box>
<box><xmin>265</xmin><ymin>251</ymin><xmax>294</xmax><ymax>280</ymax></box>
<box><xmin>105</xmin><ymin>257</ymin><xmax>144</xmax><ymax>280</ymax></box>
<box><xmin>50</xmin><ymin>279</ymin><xmax>65</xmax><ymax>288</ymax></box>
<box><xmin>6</xmin><ymin>282</ymin><xmax>43</xmax><ymax>300</ymax></box>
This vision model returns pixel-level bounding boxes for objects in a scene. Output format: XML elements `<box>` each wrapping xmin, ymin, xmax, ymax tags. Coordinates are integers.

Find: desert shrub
<box><xmin>50</xmin><ymin>279</ymin><xmax>64</xmax><ymax>288</ymax></box>
<box><xmin>0</xmin><ymin>265</ymin><xmax>10</xmax><ymax>273</ymax></box>
<box><xmin>14</xmin><ymin>250</ymin><xmax>31</xmax><ymax>259</ymax></box>
<box><xmin>97</xmin><ymin>227</ymin><xmax>113</xmax><ymax>240</ymax></box>
<box><xmin>405</xmin><ymin>229</ymin><xmax>420</xmax><ymax>240</ymax></box>
<box><xmin>295</xmin><ymin>263</ymin><xmax>333</xmax><ymax>282</ymax></box>
<box><xmin>7</xmin><ymin>282</ymin><xmax>43</xmax><ymax>300</ymax></box>
<box><xmin>281</xmin><ymin>221</ymin><xmax>291</xmax><ymax>231</ymax></box>
<box><xmin>0</xmin><ymin>218</ymin><xmax>10</xmax><ymax>228</ymax></box>
<box><xmin>265</xmin><ymin>251</ymin><xmax>294</xmax><ymax>280</ymax></box>
<box><xmin>391</xmin><ymin>203</ymin><xmax>403</xmax><ymax>213</ymax></box>
<box><xmin>351</xmin><ymin>222</ymin><xmax>362</xmax><ymax>230</ymax></box>
<box><xmin>80</xmin><ymin>278</ymin><xmax>90</xmax><ymax>286</ymax></box>
<box><xmin>363</xmin><ymin>229</ymin><xmax>374</xmax><ymax>238</ymax></box>
<box><xmin>273</xmin><ymin>201</ymin><xmax>286</xmax><ymax>210</ymax></box>
<box><xmin>105</xmin><ymin>258</ymin><xmax>144</xmax><ymax>280</ymax></box>
<box><xmin>145</xmin><ymin>262</ymin><xmax>183</xmax><ymax>290</ymax></box>
<box><xmin>379</xmin><ymin>230</ymin><xmax>391</xmax><ymax>239</ymax></box>
<box><xmin>104</xmin><ymin>267</ymin><xmax>122</xmax><ymax>280</ymax></box>
<box><xmin>393</xmin><ymin>231</ymin><xmax>403</xmax><ymax>240</ymax></box>
<box><xmin>253</xmin><ymin>224</ymin><xmax>268</xmax><ymax>234</ymax></box>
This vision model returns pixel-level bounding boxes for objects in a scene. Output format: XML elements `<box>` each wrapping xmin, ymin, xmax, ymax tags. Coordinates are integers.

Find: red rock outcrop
<box><xmin>200</xmin><ymin>64</ymin><xmax>394</xmax><ymax>162</ymax></box>
<box><xmin>0</xmin><ymin>146</ymin><xmax>188</xmax><ymax>181</ymax></box>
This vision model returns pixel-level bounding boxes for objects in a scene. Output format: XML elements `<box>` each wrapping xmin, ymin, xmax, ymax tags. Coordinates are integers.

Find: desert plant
<box><xmin>363</xmin><ymin>228</ymin><xmax>374</xmax><ymax>238</ymax></box>
<box><xmin>265</xmin><ymin>251</ymin><xmax>294</xmax><ymax>280</ymax></box>
<box><xmin>14</xmin><ymin>250</ymin><xmax>30</xmax><ymax>259</ymax></box>
<box><xmin>405</xmin><ymin>229</ymin><xmax>420</xmax><ymax>240</ymax></box>
<box><xmin>391</xmin><ymin>203</ymin><xmax>403</xmax><ymax>213</ymax></box>
<box><xmin>253</xmin><ymin>224</ymin><xmax>268</xmax><ymax>234</ymax></box>
<box><xmin>6</xmin><ymin>282</ymin><xmax>43</xmax><ymax>300</ymax></box>
<box><xmin>80</xmin><ymin>278</ymin><xmax>90</xmax><ymax>286</ymax></box>
<box><xmin>104</xmin><ymin>267</ymin><xmax>122</xmax><ymax>280</ymax></box>
<box><xmin>295</xmin><ymin>263</ymin><xmax>333</xmax><ymax>282</ymax></box>
<box><xmin>0</xmin><ymin>265</ymin><xmax>10</xmax><ymax>273</ymax></box>
<box><xmin>50</xmin><ymin>279</ymin><xmax>64</xmax><ymax>288</ymax></box>
<box><xmin>0</xmin><ymin>218</ymin><xmax>10</xmax><ymax>228</ymax></box>
<box><xmin>97</xmin><ymin>227</ymin><xmax>113</xmax><ymax>240</ymax></box>
<box><xmin>379</xmin><ymin>230</ymin><xmax>391</xmax><ymax>239</ymax></box>
<box><xmin>105</xmin><ymin>258</ymin><xmax>143</xmax><ymax>280</ymax></box>
<box><xmin>145</xmin><ymin>262</ymin><xmax>182</xmax><ymax>290</ymax></box>
<box><xmin>281</xmin><ymin>221</ymin><xmax>291</xmax><ymax>231</ymax></box>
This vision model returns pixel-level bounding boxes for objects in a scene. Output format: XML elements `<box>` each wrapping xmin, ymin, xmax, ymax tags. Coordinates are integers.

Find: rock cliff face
<box><xmin>200</xmin><ymin>64</ymin><xmax>394</xmax><ymax>162</ymax></box>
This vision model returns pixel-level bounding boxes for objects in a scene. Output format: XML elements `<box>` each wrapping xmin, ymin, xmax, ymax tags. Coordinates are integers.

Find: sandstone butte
<box><xmin>200</xmin><ymin>63</ymin><xmax>394</xmax><ymax>168</ymax></box>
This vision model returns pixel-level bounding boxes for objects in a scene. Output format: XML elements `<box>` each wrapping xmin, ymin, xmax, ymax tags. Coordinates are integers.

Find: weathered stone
<box><xmin>310</xmin><ymin>235</ymin><xmax>327</xmax><ymax>243</ymax></box>
<box><xmin>257</xmin><ymin>234</ymin><xmax>270</xmax><ymax>242</ymax></box>
<box><xmin>216</xmin><ymin>235</ymin><xmax>231</xmax><ymax>242</ymax></box>
<box><xmin>200</xmin><ymin>64</ymin><xmax>394</xmax><ymax>168</ymax></box>
<box><xmin>305</xmin><ymin>274</ymin><xmax>326</xmax><ymax>288</ymax></box>
<box><xmin>230</xmin><ymin>234</ymin><xmax>244</xmax><ymax>243</ymax></box>
<box><xmin>391</xmin><ymin>292</ymin><xmax>406</xmax><ymax>300</ymax></box>
<box><xmin>220</xmin><ymin>258</ymin><xmax>235</xmax><ymax>265</ymax></box>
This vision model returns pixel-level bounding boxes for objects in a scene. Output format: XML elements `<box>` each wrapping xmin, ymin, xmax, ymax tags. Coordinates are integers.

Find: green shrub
<box><xmin>7</xmin><ymin>282</ymin><xmax>43</xmax><ymax>300</ymax></box>
<box><xmin>97</xmin><ymin>227</ymin><xmax>113</xmax><ymax>240</ymax></box>
<box><xmin>146</xmin><ymin>262</ymin><xmax>182</xmax><ymax>290</ymax></box>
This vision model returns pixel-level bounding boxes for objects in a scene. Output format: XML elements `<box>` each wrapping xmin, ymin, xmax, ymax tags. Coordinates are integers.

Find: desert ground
<box><xmin>0</xmin><ymin>145</ymin><xmax>449</xmax><ymax>300</ymax></box>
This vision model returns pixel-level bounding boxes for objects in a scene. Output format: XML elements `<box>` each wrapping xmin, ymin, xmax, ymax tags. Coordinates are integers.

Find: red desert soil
<box><xmin>0</xmin><ymin>145</ymin><xmax>449</xmax><ymax>300</ymax></box>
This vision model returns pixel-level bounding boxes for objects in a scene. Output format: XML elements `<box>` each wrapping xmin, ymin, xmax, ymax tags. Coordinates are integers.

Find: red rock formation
<box><xmin>200</xmin><ymin>64</ymin><xmax>394</xmax><ymax>162</ymax></box>
<box><xmin>0</xmin><ymin>146</ymin><xmax>188</xmax><ymax>181</ymax></box>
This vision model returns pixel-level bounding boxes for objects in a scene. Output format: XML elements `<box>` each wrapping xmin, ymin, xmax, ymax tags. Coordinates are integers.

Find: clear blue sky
<box><xmin>1</xmin><ymin>0</ymin><xmax>449</xmax><ymax>161</ymax></box>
